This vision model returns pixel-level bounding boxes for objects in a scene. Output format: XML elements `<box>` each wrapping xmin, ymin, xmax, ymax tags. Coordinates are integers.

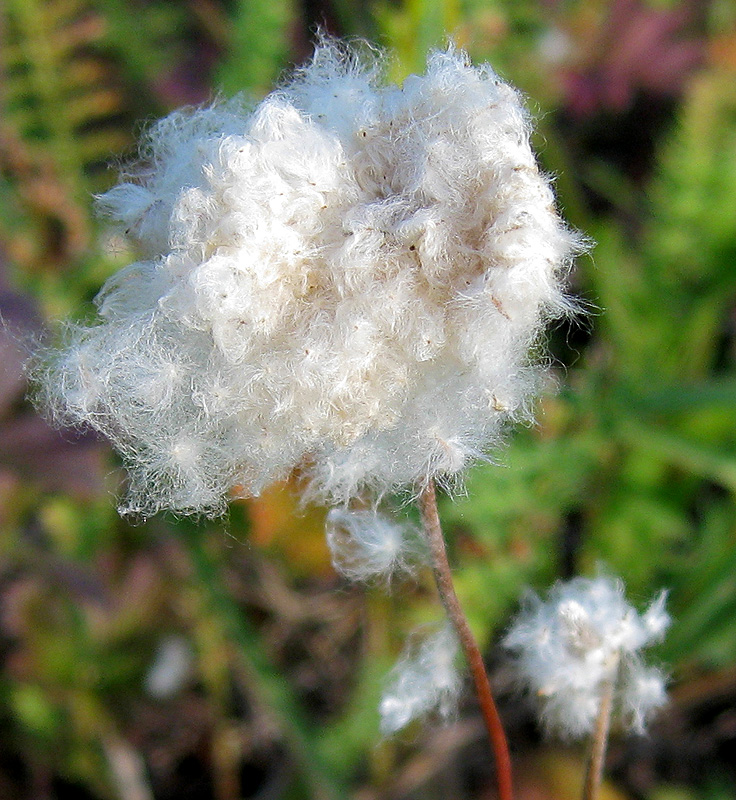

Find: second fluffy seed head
<box><xmin>505</xmin><ymin>575</ymin><xmax>670</xmax><ymax>738</ymax></box>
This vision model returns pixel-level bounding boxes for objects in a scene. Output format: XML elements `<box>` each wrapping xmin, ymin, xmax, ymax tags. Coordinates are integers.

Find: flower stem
<box><xmin>581</xmin><ymin>676</ymin><xmax>615</xmax><ymax>800</ymax></box>
<box><xmin>417</xmin><ymin>479</ymin><xmax>514</xmax><ymax>800</ymax></box>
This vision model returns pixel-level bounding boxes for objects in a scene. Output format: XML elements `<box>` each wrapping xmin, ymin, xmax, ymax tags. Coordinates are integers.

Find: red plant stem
<box><xmin>417</xmin><ymin>479</ymin><xmax>514</xmax><ymax>800</ymax></box>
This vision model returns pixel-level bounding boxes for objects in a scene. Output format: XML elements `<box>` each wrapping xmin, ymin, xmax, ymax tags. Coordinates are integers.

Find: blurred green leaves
<box><xmin>216</xmin><ymin>0</ymin><xmax>297</xmax><ymax>96</ymax></box>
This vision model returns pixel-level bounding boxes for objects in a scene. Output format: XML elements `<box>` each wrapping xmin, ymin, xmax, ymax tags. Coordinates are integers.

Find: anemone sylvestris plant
<box><xmin>33</xmin><ymin>38</ymin><xmax>587</xmax><ymax>800</ymax></box>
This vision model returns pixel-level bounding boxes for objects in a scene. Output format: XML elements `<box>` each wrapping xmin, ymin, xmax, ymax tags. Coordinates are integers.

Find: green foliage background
<box><xmin>1</xmin><ymin>1</ymin><xmax>736</xmax><ymax>798</ymax></box>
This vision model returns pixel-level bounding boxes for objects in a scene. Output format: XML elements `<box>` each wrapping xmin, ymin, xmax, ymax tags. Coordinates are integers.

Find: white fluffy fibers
<box><xmin>504</xmin><ymin>575</ymin><xmax>670</xmax><ymax>739</ymax></box>
<box><xmin>33</xmin><ymin>38</ymin><xmax>583</xmax><ymax>517</ymax></box>
<box><xmin>325</xmin><ymin>508</ymin><xmax>421</xmax><ymax>582</ymax></box>
<box><xmin>380</xmin><ymin>624</ymin><xmax>461</xmax><ymax>735</ymax></box>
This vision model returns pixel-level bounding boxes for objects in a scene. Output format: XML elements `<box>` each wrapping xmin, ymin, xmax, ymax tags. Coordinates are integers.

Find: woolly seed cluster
<box><xmin>34</xmin><ymin>39</ymin><xmax>581</xmax><ymax>517</ymax></box>
<box><xmin>504</xmin><ymin>576</ymin><xmax>670</xmax><ymax>738</ymax></box>
<box><xmin>379</xmin><ymin>624</ymin><xmax>461</xmax><ymax>736</ymax></box>
<box><xmin>325</xmin><ymin>508</ymin><xmax>422</xmax><ymax>582</ymax></box>
<box><xmin>325</xmin><ymin>507</ymin><xmax>459</xmax><ymax>733</ymax></box>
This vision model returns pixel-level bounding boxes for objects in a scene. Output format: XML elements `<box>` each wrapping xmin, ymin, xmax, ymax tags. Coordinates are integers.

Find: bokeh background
<box><xmin>2</xmin><ymin>0</ymin><xmax>736</xmax><ymax>798</ymax></box>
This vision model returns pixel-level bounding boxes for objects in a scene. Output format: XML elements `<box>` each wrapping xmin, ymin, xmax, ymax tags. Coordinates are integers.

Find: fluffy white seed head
<box><xmin>325</xmin><ymin>508</ymin><xmax>422</xmax><ymax>582</ymax></box>
<box><xmin>32</xmin><ymin>38</ymin><xmax>583</xmax><ymax>517</ymax></box>
<box><xmin>380</xmin><ymin>624</ymin><xmax>461</xmax><ymax>735</ymax></box>
<box><xmin>504</xmin><ymin>575</ymin><xmax>670</xmax><ymax>739</ymax></box>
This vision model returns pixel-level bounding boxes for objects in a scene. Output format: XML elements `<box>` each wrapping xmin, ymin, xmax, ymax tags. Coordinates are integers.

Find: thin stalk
<box><xmin>417</xmin><ymin>479</ymin><xmax>514</xmax><ymax>800</ymax></box>
<box><xmin>581</xmin><ymin>675</ymin><xmax>616</xmax><ymax>800</ymax></box>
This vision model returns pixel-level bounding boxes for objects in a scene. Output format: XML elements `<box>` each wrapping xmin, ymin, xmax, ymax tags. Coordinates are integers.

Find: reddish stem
<box><xmin>418</xmin><ymin>479</ymin><xmax>514</xmax><ymax>800</ymax></box>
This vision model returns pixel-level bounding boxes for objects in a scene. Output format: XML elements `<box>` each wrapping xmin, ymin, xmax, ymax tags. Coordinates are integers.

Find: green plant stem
<box><xmin>417</xmin><ymin>479</ymin><xmax>514</xmax><ymax>800</ymax></box>
<box><xmin>582</xmin><ymin>675</ymin><xmax>616</xmax><ymax>800</ymax></box>
<box><xmin>180</xmin><ymin>524</ymin><xmax>343</xmax><ymax>800</ymax></box>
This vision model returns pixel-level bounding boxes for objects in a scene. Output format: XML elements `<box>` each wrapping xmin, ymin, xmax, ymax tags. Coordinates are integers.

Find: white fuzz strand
<box><xmin>380</xmin><ymin>624</ymin><xmax>461</xmax><ymax>735</ymax></box>
<box><xmin>325</xmin><ymin>508</ymin><xmax>421</xmax><ymax>581</ymax></box>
